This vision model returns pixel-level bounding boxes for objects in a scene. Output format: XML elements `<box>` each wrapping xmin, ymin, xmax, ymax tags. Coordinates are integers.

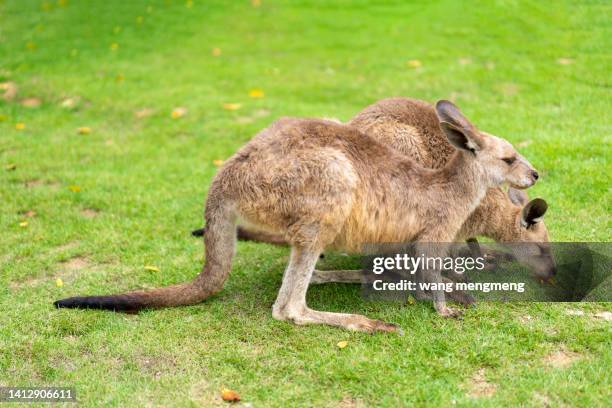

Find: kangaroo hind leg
<box><xmin>273</xmin><ymin>246</ymin><xmax>400</xmax><ymax>334</ymax></box>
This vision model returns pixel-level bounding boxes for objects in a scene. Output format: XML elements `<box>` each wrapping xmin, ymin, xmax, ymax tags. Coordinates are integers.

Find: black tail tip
<box><xmin>54</xmin><ymin>297</ymin><xmax>84</xmax><ymax>309</ymax></box>
<box><xmin>191</xmin><ymin>227</ymin><xmax>206</xmax><ymax>237</ymax></box>
<box><xmin>53</xmin><ymin>295</ymin><xmax>143</xmax><ymax>312</ymax></box>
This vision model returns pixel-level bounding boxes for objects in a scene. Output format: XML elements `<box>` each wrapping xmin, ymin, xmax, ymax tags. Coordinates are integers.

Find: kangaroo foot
<box><xmin>273</xmin><ymin>306</ymin><xmax>400</xmax><ymax>334</ymax></box>
<box><xmin>482</xmin><ymin>249</ymin><xmax>515</xmax><ymax>270</ymax></box>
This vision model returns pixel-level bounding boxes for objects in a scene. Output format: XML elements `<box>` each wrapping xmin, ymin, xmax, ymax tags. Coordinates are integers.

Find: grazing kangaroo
<box><xmin>204</xmin><ymin>97</ymin><xmax>553</xmax><ymax>281</ymax></box>
<box><xmin>55</xmin><ymin>100</ymin><xmax>538</xmax><ymax>332</ymax></box>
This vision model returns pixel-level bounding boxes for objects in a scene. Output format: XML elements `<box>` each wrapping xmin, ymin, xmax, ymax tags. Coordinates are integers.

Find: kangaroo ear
<box><xmin>521</xmin><ymin>198</ymin><xmax>548</xmax><ymax>227</ymax></box>
<box><xmin>439</xmin><ymin>121</ymin><xmax>482</xmax><ymax>152</ymax></box>
<box><xmin>436</xmin><ymin>100</ymin><xmax>483</xmax><ymax>152</ymax></box>
<box><xmin>508</xmin><ymin>187</ymin><xmax>528</xmax><ymax>206</ymax></box>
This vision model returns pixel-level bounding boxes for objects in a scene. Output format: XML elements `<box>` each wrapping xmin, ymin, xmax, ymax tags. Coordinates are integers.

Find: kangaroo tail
<box><xmin>236</xmin><ymin>226</ymin><xmax>288</xmax><ymax>246</ymax></box>
<box><xmin>54</xmin><ymin>201</ymin><xmax>236</xmax><ymax>312</ymax></box>
<box><xmin>192</xmin><ymin>224</ymin><xmax>287</xmax><ymax>246</ymax></box>
<box><xmin>191</xmin><ymin>227</ymin><xmax>206</xmax><ymax>237</ymax></box>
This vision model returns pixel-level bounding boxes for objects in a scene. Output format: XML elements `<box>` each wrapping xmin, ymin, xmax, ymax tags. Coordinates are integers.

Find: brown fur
<box><xmin>55</xmin><ymin>100</ymin><xmax>538</xmax><ymax>331</ymax></box>
<box><xmin>348</xmin><ymin>97</ymin><xmax>549</xmax><ymax>245</ymax></box>
<box><xmin>236</xmin><ymin>97</ymin><xmax>552</xmax><ymax>276</ymax></box>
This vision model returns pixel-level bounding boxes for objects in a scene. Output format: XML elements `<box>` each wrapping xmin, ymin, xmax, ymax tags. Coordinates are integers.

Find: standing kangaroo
<box><xmin>214</xmin><ymin>97</ymin><xmax>553</xmax><ymax>280</ymax></box>
<box><xmin>55</xmin><ymin>100</ymin><xmax>538</xmax><ymax>332</ymax></box>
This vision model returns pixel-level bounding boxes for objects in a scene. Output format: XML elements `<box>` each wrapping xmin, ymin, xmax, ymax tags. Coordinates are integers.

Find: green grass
<box><xmin>1</xmin><ymin>0</ymin><xmax>610</xmax><ymax>406</ymax></box>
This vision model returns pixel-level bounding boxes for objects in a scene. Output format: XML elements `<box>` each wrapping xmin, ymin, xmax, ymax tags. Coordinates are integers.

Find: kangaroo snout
<box><xmin>550</xmin><ymin>264</ymin><xmax>557</xmax><ymax>276</ymax></box>
<box><xmin>522</xmin><ymin>170</ymin><xmax>539</xmax><ymax>188</ymax></box>
<box><xmin>509</xmin><ymin>158</ymin><xmax>539</xmax><ymax>189</ymax></box>
<box><xmin>525</xmin><ymin>169</ymin><xmax>540</xmax><ymax>186</ymax></box>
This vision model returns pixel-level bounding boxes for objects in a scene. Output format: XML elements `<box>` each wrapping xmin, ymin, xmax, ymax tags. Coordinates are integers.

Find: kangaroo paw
<box><xmin>482</xmin><ymin>250</ymin><xmax>514</xmax><ymax>270</ymax></box>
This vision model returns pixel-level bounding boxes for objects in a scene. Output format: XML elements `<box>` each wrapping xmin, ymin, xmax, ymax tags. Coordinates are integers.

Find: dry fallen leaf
<box><xmin>0</xmin><ymin>81</ymin><xmax>17</xmax><ymax>101</ymax></box>
<box><xmin>557</xmin><ymin>57</ymin><xmax>573</xmax><ymax>65</ymax></box>
<box><xmin>517</xmin><ymin>140</ymin><xmax>532</xmax><ymax>148</ymax></box>
<box><xmin>253</xmin><ymin>109</ymin><xmax>270</xmax><ymax>118</ymax></box>
<box><xmin>19</xmin><ymin>221</ymin><xmax>28</xmax><ymax>228</ymax></box>
<box><xmin>406</xmin><ymin>59</ymin><xmax>422</xmax><ymax>68</ymax></box>
<box><xmin>235</xmin><ymin>116</ymin><xmax>254</xmax><ymax>124</ymax></box>
<box><xmin>22</xmin><ymin>210</ymin><xmax>36</xmax><ymax>217</ymax></box>
<box><xmin>213</xmin><ymin>159</ymin><xmax>224</xmax><ymax>167</ymax></box>
<box><xmin>21</xmin><ymin>97</ymin><xmax>41</xmax><ymax>107</ymax></box>
<box><xmin>25</xmin><ymin>179</ymin><xmax>42</xmax><ymax>188</ymax></box>
<box><xmin>81</xmin><ymin>208</ymin><xmax>99</xmax><ymax>218</ymax></box>
<box><xmin>171</xmin><ymin>107</ymin><xmax>187</xmax><ymax>118</ymax></box>
<box><xmin>15</xmin><ymin>122</ymin><xmax>26</xmax><ymax>130</ymax></box>
<box><xmin>248</xmin><ymin>89</ymin><xmax>265</xmax><ymax>98</ymax></box>
<box><xmin>223</xmin><ymin>103</ymin><xmax>241</xmax><ymax>111</ymax></box>
<box><xmin>135</xmin><ymin>108</ymin><xmax>154</xmax><ymax>118</ymax></box>
<box><xmin>337</xmin><ymin>340</ymin><xmax>348</xmax><ymax>349</ymax></box>
<box><xmin>77</xmin><ymin>126</ymin><xmax>91</xmax><ymax>135</ymax></box>
<box><xmin>5</xmin><ymin>163</ymin><xmax>17</xmax><ymax>171</ymax></box>
<box><xmin>211</xmin><ymin>47</ymin><xmax>222</xmax><ymax>57</ymax></box>
<box><xmin>61</xmin><ymin>97</ymin><xmax>78</xmax><ymax>109</ymax></box>
<box><xmin>144</xmin><ymin>265</ymin><xmax>160</xmax><ymax>272</ymax></box>
<box><xmin>220</xmin><ymin>388</ymin><xmax>240</xmax><ymax>402</ymax></box>
<box><xmin>252</xmin><ymin>0</ymin><xmax>261</xmax><ymax>7</ymax></box>
<box><xmin>68</xmin><ymin>185</ymin><xmax>81</xmax><ymax>193</ymax></box>
<box><xmin>55</xmin><ymin>278</ymin><xmax>64</xmax><ymax>287</ymax></box>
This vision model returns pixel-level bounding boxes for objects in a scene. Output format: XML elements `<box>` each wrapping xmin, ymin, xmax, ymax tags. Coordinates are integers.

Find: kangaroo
<box><xmin>55</xmin><ymin>100</ymin><xmax>538</xmax><ymax>332</ymax></box>
<box><xmin>205</xmin><ymin>97</ymin><xmax>553</xmax><ymax>281</ymax></box>
<box><xmin>309</xmin><ymin>187</ymin><xmax>552</xmax><ymax>287</ymax></box>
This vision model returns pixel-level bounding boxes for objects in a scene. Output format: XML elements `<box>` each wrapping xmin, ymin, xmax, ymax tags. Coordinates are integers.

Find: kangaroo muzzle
<box><xmin>510</xmin><ymin>157</ymin><xmax>539</xmax><ymax>189</ymax></box>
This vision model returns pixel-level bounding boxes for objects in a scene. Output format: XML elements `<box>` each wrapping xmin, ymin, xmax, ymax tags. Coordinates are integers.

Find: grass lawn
<box><xmin>1</xmin><ymin>0</ymin><xmax>610</xmax><ymax>406</ymax></box>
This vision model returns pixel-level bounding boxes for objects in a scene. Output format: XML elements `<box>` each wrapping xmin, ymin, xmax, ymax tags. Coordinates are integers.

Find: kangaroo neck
<box><xmin>429</xmin><ymin>150</ymin><xmax>489</xmax><ymax>212</ymax></box>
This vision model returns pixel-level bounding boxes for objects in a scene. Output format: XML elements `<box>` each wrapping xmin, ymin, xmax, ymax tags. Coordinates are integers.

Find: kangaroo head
<box><xmin>435</xmin><ymin>100</ymin><xmax>538</xmax><ymax>189</ymax></box>
<box><xmin>505</xmin><ymin>189</ymin><xmax>556</xmax><ymax>279</ymax></box>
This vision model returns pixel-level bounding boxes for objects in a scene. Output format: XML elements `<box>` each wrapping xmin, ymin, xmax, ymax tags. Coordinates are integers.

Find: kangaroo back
<box><xmin>348</xmin><ymin>97</ymin><xmax>455</xmax><ymax>169</ymax></box>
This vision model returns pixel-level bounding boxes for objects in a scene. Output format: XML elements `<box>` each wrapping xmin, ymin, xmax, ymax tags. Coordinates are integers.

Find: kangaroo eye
<box><xmin>502</xmin><ymin>157</ymin><xmax>516</xmax><ymax>165</ymax></box>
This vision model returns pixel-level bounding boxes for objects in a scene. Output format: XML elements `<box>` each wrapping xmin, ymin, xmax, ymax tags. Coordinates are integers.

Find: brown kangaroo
<box><xmin>209</xmin><ymin>97</ymin><xmax>552</xmax><ymax>281</ymax></box>
<box><xmin>55</xmin><ymin>100</ymin><xmax>538</xmax><ymax>332</ymax></box>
